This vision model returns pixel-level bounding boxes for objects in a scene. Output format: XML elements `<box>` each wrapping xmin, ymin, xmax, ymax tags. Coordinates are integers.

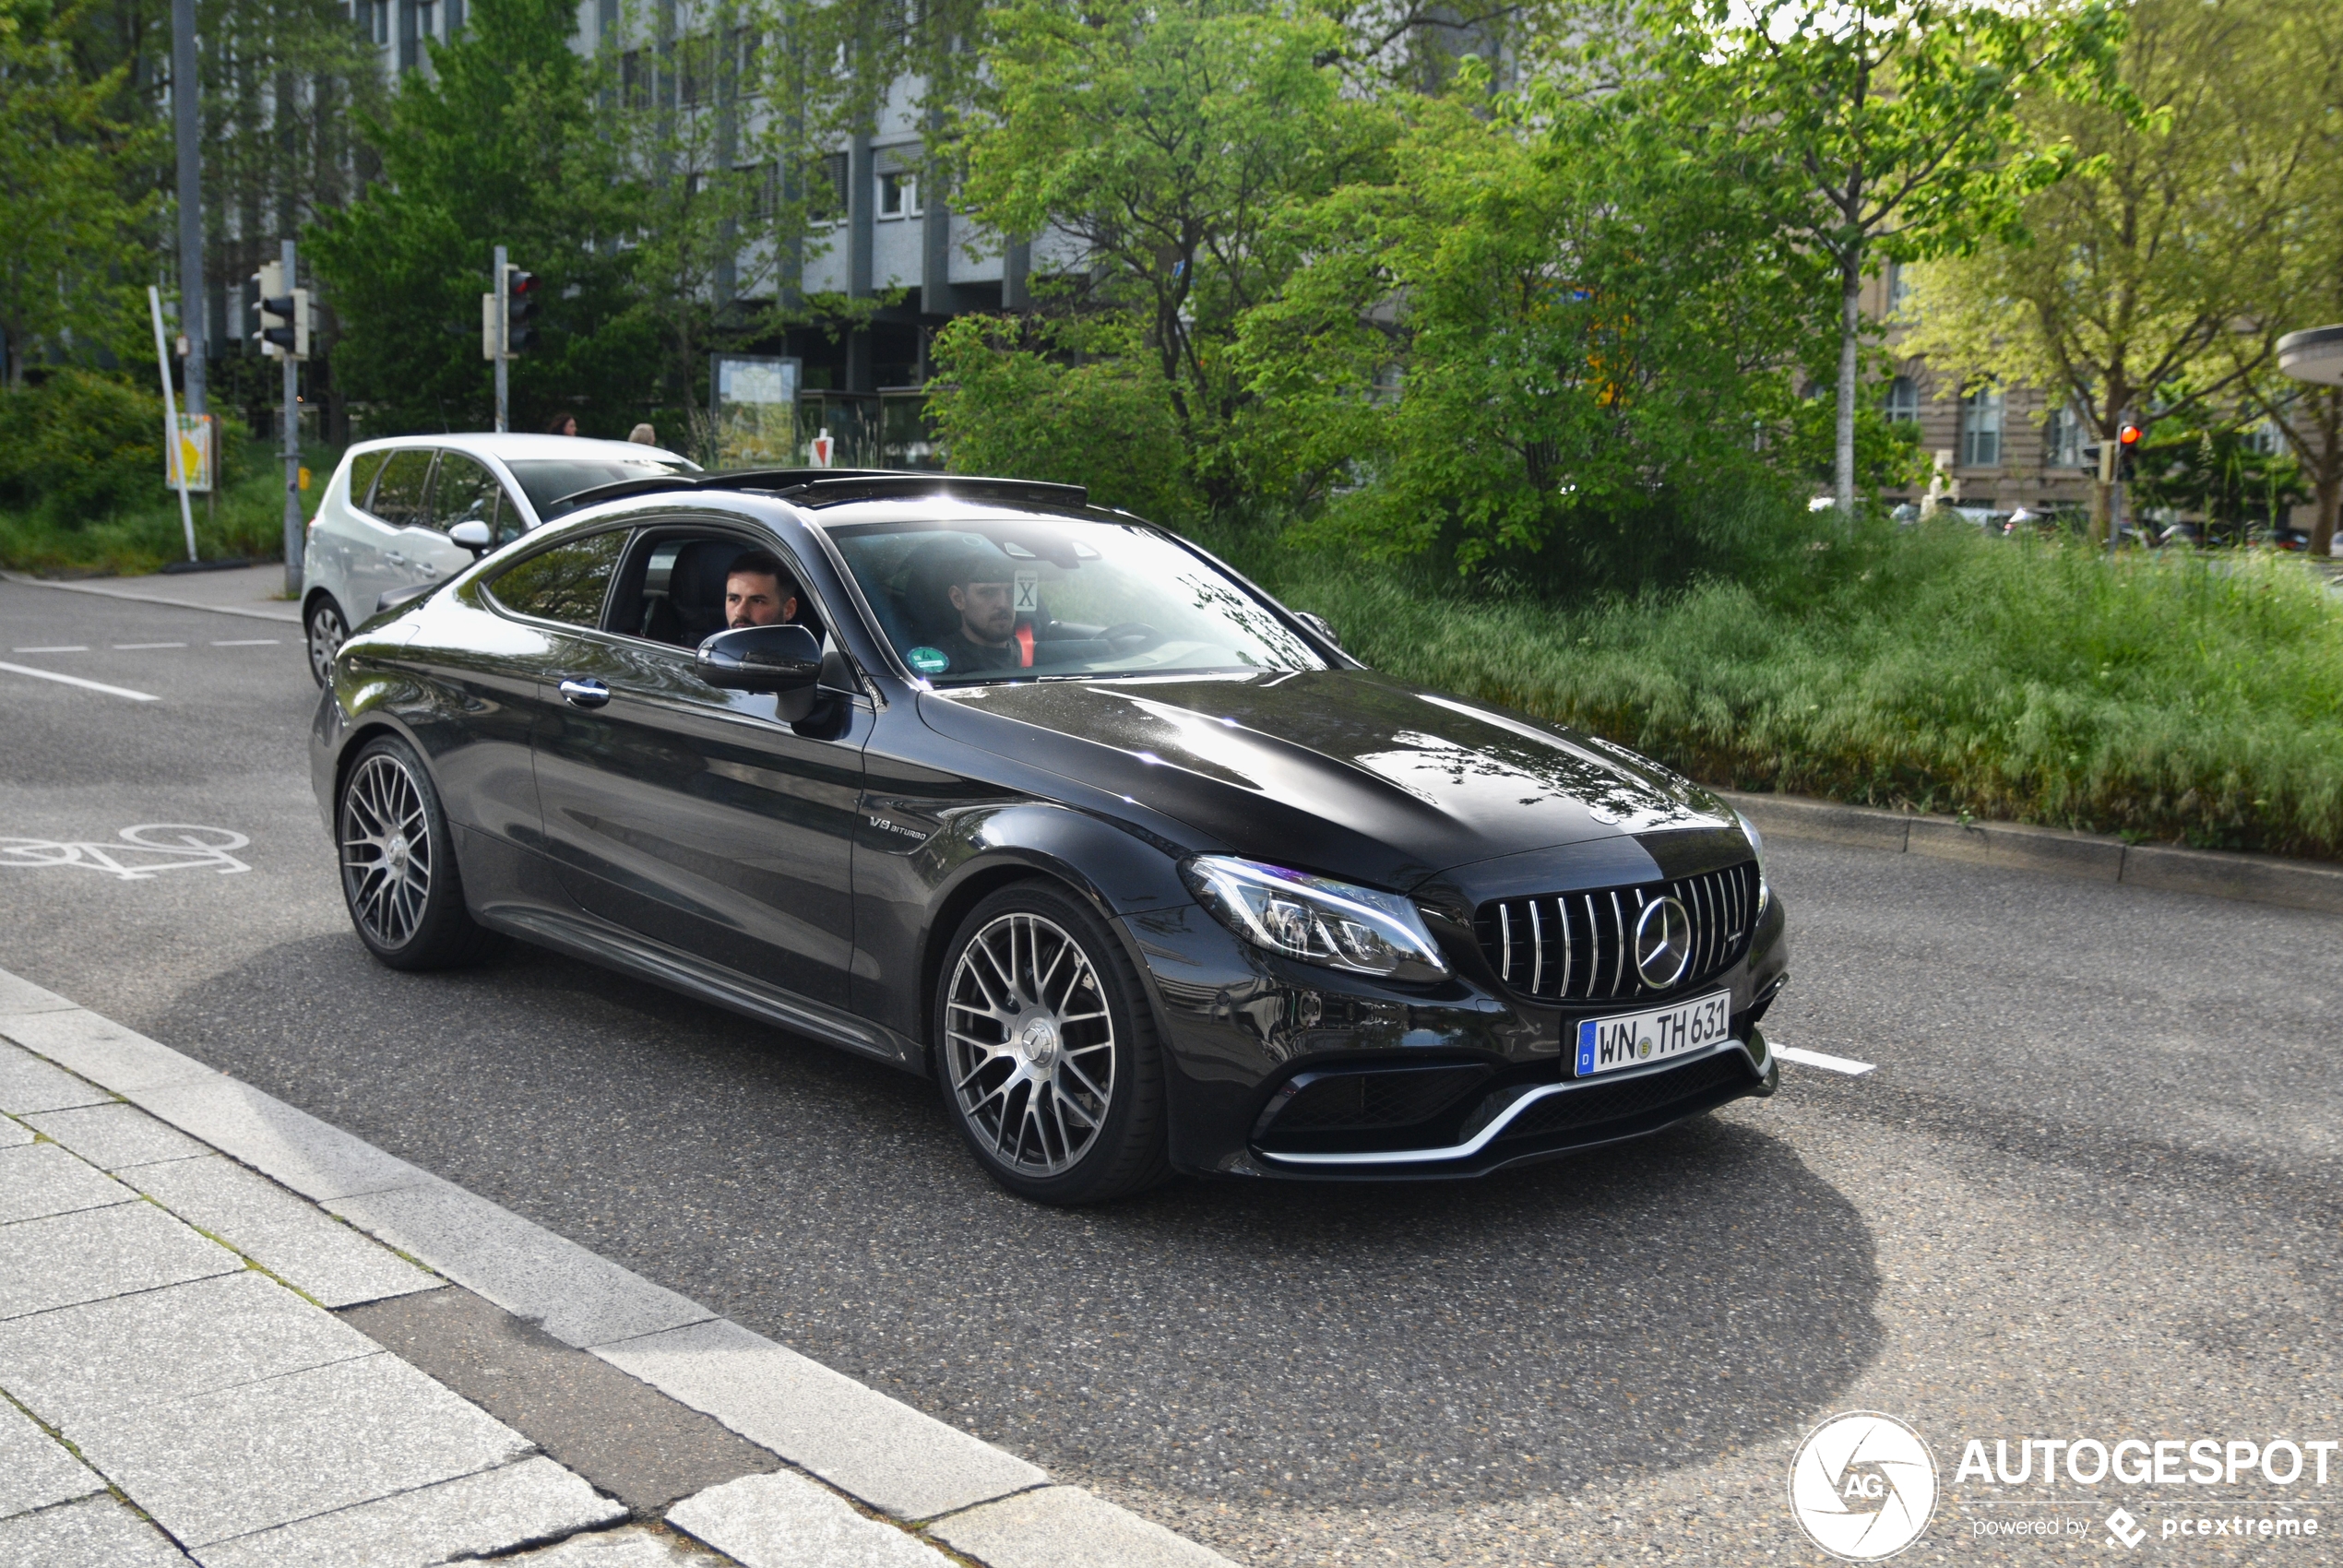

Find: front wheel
<box><xmin>337</xmin><ymin>735</ymin><xmax>499</xmax><ymax>970</ymax></box>
<box><xmin>935</xmin><ymin>883</ymin><xmax>1170</xmax><ymax>1205</ymax></box>
<box><xmin>306</xmin><ymin>598</ymin><xmax>348</xmax><ymax>687</ymax></box>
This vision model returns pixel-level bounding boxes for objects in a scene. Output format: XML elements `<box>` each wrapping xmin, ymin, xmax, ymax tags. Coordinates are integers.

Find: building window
<box><xmin>621</xmin><ymin>50</ymin><xmax>647</xmax><ymax>108</ymax></box>
<box><xmin>878</xmin><ymin>168</ymin><xmax>919</xmax><ymax>218</ymax></box>
<box><xmin>1885</xmin><ymin>262</ymin><xmax>1912</xmax><ymax>315</ymax></box>
<box><xmin>1884</xmin><ymin>375</ymin><xmax>1919</xmax><ymax>423</ymax></box>
<box><xmin>2243</xmin><ymin>420</ymin><xmax>2285</xmax><ymax>456</ymax></box>
<box><xmin>2046</xmin><ymin>404</ymin><xmax>2086</xmax><ymax>468</ymax></box>
<box><xmin>1961</xmin><ymin>385</ymin><xmax>2004</xmax><ymax>468</ymax></box>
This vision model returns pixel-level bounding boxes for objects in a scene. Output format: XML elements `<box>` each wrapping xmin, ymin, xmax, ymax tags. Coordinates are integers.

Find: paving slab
<box><xmin>927</xmin><ymin>1485</ymin><xmax>1238</xmax><ymax>1568</ymax></box>
<box><xmin>0</xmin><ymin>1142</ymin><xmax>135</xmax><ymax>1225</ymax></box>
<box><xmin>0</xmin><ymin>1395</ymin><xmax>104</xmax><ymax>1520</ymax></box>
<box><xmin>1</xmin><ymin>1111</ymin><xmax>33</xmax><ymax>1147</ymax></box>
<box><xmin>668</xmin><ymin>1472</ymin><xmax>953</xmax><ymax>1568</ymax></box>
<box><xmin>193</xmin><ymin>1455</ymin><xmax>625</xmax><ymax>1568</ymax></box>
<box><xmin>329</xmin><ymin>1179</ymin><xmax>711</xmax><ymax>1349</ymax></box>
<box><xmin>342</xmin><ymin>1285</ymin><xmax>777</xmax><ymax>1515</ymax></box>
<box><xmin>65</xmin><ymin>1350</ymin><xmax>533</xmax><ymax>1547</ymax></box>
<box><xmin>129</xmin><ymin>1155</ymin><xmax>437</xmax><ymax>1308</ymax></box>
<box><xmin>0</xmin><ymin>971</ymin><xmax>78</xmax><ymax>1016</ymax></box>
<box><xmin>0</xmin><ymin>1199</ymin><xmax>242</xmax><ymax>1320</ymax></box>
<box><xmin>124</xmin><ymin>1076</ymin><xmax>427</xmax><ymax>1202</ymax></box>
<box><xmin>25</xmin><ymin>1102</ymin><xmax>208</xmax><ymax>1170</ymax></box>
<box><xmin>503</xmin><ymin>1522</ymin><xmax>737</xmax><ymax>1565</ymax></box>
<box><xmin>0</xmin><ymin>1494</ymin><xmax>195</xmax><ymax>1567</ymax></box>
<box><xmin>0</xmin><ymin>1270</ymin><xmax>378</xmax><ymax>1424</ymax></box>
<box><xmin>0</xmin><ymin>1011</ymin><xmax>221</xmax><ymax>1098</ymax></box>
<box><xmin>0</xmin><ymin>1040</ymin><xmax>113</xmax><ymax>1115</ymax></box>
<box><xmin>596</xmin><ymin>1317</ymin><xmax>1046</xmax><ymax>1522</ymax></box>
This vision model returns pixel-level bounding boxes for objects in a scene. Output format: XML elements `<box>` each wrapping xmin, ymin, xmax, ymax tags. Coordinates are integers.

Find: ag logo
<box><xmin>1788</xmin><ymin>1411</ymin><xmax>1937</xmax><ymax>1561</ymax></box>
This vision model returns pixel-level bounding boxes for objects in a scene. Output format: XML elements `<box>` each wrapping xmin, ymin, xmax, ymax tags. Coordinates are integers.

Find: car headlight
<box><xmin>1181</xmin><ymin>856</ymin><xmax>1449</xmax><ymax>980</ymax></box>
<box><xmin>1736</xmin><ymin>810</ymin><xmax>1770</xmax><ymax>919</ymax></box>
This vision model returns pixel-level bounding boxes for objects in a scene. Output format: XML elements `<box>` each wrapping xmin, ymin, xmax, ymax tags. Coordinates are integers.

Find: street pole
<box><xmin>281</xmin><ymin>239</ymin><xmax>303</xmax><ymax>599</ymax></box>
<box><xmin>171</xmin><ymin>0</ymin><xmax>204</xmax><ymax>422</ymax></box>
<box><xmin>147</xmin><ymin>287</ymin><xmax>199</xmax><ymax>564</ymax></box>
<box><xmin>494</xmin><ymin>244</ymin><xmax>509</xmax><ymax>434</ymax></box>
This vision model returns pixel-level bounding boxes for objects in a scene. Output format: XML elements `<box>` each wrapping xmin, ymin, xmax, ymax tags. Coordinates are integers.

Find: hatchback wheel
<box><xmin>305</xmin><ymin>599</ymin><xmax>348</xmax><ymax>687</ymax></box>
<box><xmin>337</xmin><ymin>735</ymin><xmax>497</xmax><ymax>969</ymax></box>
<box><xmin>936</xmin><ymin>884</ymin><xmax>1170</xmax><ymax>1205</ymax></box>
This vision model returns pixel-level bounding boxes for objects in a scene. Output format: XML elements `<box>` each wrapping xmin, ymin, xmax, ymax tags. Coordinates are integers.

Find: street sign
<box><xmin>711</xmin><ymin>354</ymin><xmax>802</xmax><ymax>467</ymax></box>
<box><xmin>810</xmin><ymin>427</ymin><xmax>835</xmax><ymax>468</ymax></box>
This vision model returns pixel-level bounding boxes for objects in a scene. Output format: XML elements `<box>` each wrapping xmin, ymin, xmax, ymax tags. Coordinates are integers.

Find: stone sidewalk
<box><xmin>0</xmin><ymin>966</ymin><xmax>1234</xmax><ymax>1568</ymax></box>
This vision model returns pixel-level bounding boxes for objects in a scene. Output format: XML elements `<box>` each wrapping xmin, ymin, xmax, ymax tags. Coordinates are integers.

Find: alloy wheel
<box><xmin>945</xmin><ymin>911</ymin><xmax>1118</xmax><ymax>1176</ymax></box>
<box><xmin>340</xmin><ymin>753</ymin><xmax>433</xmax><ymax>949</ymax></box>
<box><xmin>307</xmin><ymin>602</ymin><xmax>347</xmax><ymax>686</ymax></box>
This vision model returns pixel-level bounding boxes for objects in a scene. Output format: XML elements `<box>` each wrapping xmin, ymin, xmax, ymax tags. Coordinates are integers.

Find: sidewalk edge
<box><xmin>0</xmin><ymin>570</ymin><xmax>303</xmax><ymax>624</ymax></box>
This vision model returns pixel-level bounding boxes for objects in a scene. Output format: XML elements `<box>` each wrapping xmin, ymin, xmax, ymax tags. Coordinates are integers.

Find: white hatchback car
<box><xmin>300</xmin><ymin>434</ymin><xmax>700</xmax><ymax>683</ymax></box>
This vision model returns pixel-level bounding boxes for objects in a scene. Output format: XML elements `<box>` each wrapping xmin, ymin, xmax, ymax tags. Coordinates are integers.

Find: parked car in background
<box><xmin>300</xmin><ymin>434</ymin><xmax>699</xmax><ymax>684</ymax></box>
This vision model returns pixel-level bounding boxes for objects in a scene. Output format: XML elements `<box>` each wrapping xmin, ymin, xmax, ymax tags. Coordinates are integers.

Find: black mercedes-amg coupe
<box><xmin>312</xmin><ymin>470</ymin><xmax>1788</xmax><ymax>1203</ymax></box>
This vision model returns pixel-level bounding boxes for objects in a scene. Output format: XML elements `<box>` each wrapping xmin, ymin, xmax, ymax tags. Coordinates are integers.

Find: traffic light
<box><xmin>2116</xmin><ymin>422</ymin><xmax>2143</xmax><ymax>482</ymax></box>
<box><xmin>246</xmin><ymin>262</ymin><xmax>308</xmax><ymax>361</ymax></box>
<box><xmin>504</xmin><ymin>266</ymin><xmax>539</xmax><ymax>355</ymax></box>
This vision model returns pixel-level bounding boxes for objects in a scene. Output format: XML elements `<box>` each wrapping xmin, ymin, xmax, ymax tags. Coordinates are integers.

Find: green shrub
<box><xmin>0</xmin><ymin>370</ymin><xmax>168</xmax><ymax>522</ymax></box>
<box><xmin>0</xmin><ymin>437</ymin><xmax>303</xmax><ymax>576</ymax></box>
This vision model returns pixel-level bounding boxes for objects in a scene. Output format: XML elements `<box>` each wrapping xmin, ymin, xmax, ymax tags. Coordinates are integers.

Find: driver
<box><xmin>929</xmin><ymin>548</ymin><xmax>1032</xmax><ymax>673</ymax></box>
<box><xmin>724</xmin><ymin>550</ymin><xmax>800</xmax><ymax>630</ymax></box>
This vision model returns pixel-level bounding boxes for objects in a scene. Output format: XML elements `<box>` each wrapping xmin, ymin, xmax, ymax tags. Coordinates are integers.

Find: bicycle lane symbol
<box><xmin>0</xmin><ymin>825</ymin><xmax>252</xmax><ymax>881</ymax></box>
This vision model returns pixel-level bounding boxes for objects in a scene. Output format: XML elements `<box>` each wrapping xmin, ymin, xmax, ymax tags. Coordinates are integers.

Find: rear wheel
<box><xmin>935</xmin><ymin>883</ymin><xmax>1171</xmax><ymax>1205</ymax></box>
<box><xmin>337</xmin><ymin>735</ymin><xmax>498</xmax><ymax>970</ymax></box>
<box><xmin>305</xmin><ymin>598</ymin><xmax>348</xmax><ymax>687</ymax></box>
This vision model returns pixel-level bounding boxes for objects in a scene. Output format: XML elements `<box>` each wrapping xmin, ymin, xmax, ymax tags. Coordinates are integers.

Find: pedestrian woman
<box><xmin>545</xmin><ymin>411</ymin><xmax>578</xmax><ymax>437</ymax></box>
<box><xmin>627</xmin><ymin>422</ymin><xmax>657</xmax><ymax>445</ymax></box>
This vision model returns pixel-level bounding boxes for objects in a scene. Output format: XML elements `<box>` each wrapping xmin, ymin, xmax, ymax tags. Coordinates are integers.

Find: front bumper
<box><xmin>1122</xmin><ymin>880</ymin><xmax>1789</xmax><ymax>1182</ymax></box>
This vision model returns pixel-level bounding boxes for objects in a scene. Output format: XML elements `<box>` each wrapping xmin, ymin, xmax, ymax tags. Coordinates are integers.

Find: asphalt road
<box><xmin>4</xmin><ymin>574</ymin><xmax>2338</xmax><ymax>1564</ymax></box>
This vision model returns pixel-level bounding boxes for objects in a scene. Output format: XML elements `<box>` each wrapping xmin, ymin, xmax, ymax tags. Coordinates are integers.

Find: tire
<box><xmin>305</xmin><ymin>598</ymin><xmax>348</xmax><ymax>688</ymax></box>
<box><xmin>934</xmin><ymin>882</ymin><xmax>1172</xmax><ymax>1205</ymax></box>
<box><xmin>336</xmin><ymin>734</ymin><xmax>499</xmax><ymax>970</ymax></box>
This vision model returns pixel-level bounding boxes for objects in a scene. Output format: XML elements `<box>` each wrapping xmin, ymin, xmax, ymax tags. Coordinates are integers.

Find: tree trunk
<box><xmin>2314</xmin><ymin>470</ymin><xmax>2340</xmax><ymax>560</ymax></box>
<box><xmin>1835</xmin><ymin>258</ymin><xmax>1861</xmax><ymax>517</ymax></box>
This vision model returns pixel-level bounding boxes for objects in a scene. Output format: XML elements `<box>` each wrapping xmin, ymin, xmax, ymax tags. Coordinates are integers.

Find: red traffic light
<box><xmin>2117</xmin><ymin>423</ymin><xmax>2142</xmax><ymax>446</ymax></box>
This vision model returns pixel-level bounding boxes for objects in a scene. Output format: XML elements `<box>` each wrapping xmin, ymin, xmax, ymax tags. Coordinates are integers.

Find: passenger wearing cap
<box><xmin>926</xmin><ymin>546</ymin><xmax>1032</xmax><ymax>674</ymax></box>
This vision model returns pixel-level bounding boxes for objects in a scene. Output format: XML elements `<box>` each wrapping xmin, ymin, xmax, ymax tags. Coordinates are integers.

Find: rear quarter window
<box><xmin>369</xmin><ymin>448</ymin><xmax>435</xmax><ymax>529</ymax></box>
<box><xmin>345</xmin><ymin>450</ymin><xmax>390</xmax><ymax>506</ymax></box>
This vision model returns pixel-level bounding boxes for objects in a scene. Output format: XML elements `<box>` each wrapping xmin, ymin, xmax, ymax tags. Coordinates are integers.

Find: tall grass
<box><xmin>1235</xmin><ymin>520</ymin><xmax>2343</xmax><ymax>860</ymax></box>
<box><xmin>0</xmin><ymin>447</ymin><xmax>311</xmax><ymax>577</ymax></box>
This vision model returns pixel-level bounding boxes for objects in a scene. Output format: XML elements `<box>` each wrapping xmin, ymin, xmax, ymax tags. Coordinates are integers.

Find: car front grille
<box><xmin>1269</xmin><ymin>1063</ymin><xmax>1493</xmax><ymax>1134</ymax></box>
<box><xmin>1495</xmin><ymin>1052</ymin><xmax>1752</xmax><ymax>1142</ymax></box>
<box><xmin>1473</xmin><ymin>861</ymin><xmax>1759</xmax><ymax>1004</ymax></box>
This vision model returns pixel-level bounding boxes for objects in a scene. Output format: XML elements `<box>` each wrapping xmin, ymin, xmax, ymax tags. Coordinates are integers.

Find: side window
<box><xmin>345</xmin><ymin>450</ymin><xmax>390</xmax><ymax>507</ymax></box>
<box><xmin>486</xmin><ymin>530</ymin><xmax>630</xmax><ymax>628</ymax></box>
<box><xmin>435</xmin><ymin>453</ymin><xmax>517</xmax><ymax>541</ymax></box>
<box><xmin>370</xmin><ymin>449</ymin><xmax>435</xmax><ymax>529</ymax></box>
<box><xmin>610</xmin><ymin>530</ymin><xmax>827</xmax><ymax>648</ymax></box>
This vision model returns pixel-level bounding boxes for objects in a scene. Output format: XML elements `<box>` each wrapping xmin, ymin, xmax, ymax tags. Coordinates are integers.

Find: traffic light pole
<box><xmin>494</xmin><ymin>244</ymin><xmax>509</xmax><ymax>434</ymax></box>
<box><xmin>281</xmin><ymin>239</ymin><xmax>303</xmax><ymax>599</ymax></box>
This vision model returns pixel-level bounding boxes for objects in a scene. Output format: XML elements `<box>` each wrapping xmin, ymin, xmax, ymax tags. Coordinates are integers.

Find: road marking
<box><xmin>1774</xmin><ymin>1044</ymin><xmax>1876</xmax><ymax>1075</ymax></box>
<box><xmin>0</xmin><ymin>660</ymin><xmax>160</xmax><ymax>702</ymax></box>
<box><xmin>210</xmin><ymin>638</ymin><xmax>280</xmax><ymax>646</ymax></box>
<box><xmin>12</xmin><ymin>645</ymin><xmax>88</xmax><ymax>653</ymax></box>
<box><xmin>0</xmin><ymin>824</ymin><xmax>249</xmax><ymax>879</ymax></box>
<box><xmin>113</xmin><ymin>642</ymin><xmax>187</xmax><ymax>649</ymax></box>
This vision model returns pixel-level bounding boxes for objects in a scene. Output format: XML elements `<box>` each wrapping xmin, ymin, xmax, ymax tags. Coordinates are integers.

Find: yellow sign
<box><xmin>167</xmin><ymin>414</ymin><xmax>215</xmax><ymax>494</ymax></box>
<box><xmin>298</xmin><ymin>467</ymin><xmax>312</xmax><ymax>492</ymax></box>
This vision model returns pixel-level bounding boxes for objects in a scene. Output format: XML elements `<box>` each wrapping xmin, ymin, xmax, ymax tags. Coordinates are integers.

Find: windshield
<box><xmin>827</xmin><ymin>516</ymin><xmax>1326</xmax><ymax>684</ymax></box>
<box><xmin>506</xmin><ymin>455</ymin><xmax>700</xmax><ymax>517</ymax></box>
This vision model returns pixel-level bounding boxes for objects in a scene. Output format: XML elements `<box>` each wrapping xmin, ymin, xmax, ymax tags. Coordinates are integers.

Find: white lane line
<box><xmin>1775</xmin><ymin>1044</ymin><xmax>1876</xmax><ymax>1075</ymax></box>
<box><xmin>0</xmin><ymin>661</ymin><xmax>160</xmax><ymax>702</ymax></box>
<box><xmin>12</xmin><ymin>645</ymin><xmax>88</xmax><ymax>653</ymax></box>
<box><xmin>210</xmin><ymin>638</ymin><xmax>280</xmax><ymax>647</ymax></box>
<box><xmin>112</xmin><ymin>642</ymin><xmax>187</xmax><ymax>650</ymax></box>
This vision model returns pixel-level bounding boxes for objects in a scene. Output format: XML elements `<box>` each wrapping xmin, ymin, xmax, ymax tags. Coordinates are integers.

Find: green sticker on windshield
<box><xmin>907</xmin><ymin>646</ymin><xmax>950</xmax><ymax>676</ymax></box>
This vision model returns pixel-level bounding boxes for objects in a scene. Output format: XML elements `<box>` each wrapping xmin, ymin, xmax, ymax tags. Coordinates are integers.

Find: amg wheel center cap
<box><xmin>1634</xmin><ymin>896</ymin><xmax>1694</xmax><ymax>989</ymax></box>
<box><xmin>1017</xmin><ymin>1015</ymin><xmax>1061</xmax><ymax>1070</ymax></box>
<box><xmin>388</xmin><ymin>834</ymin><xmax>410</xmax><ymax>868</ymax></box>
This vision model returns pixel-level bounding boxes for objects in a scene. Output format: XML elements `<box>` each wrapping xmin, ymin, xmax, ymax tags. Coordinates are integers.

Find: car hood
<box><xmin>917</xmin><ymin>669</ymin><xmax>1735</xmax><ymax>890</ymax></box>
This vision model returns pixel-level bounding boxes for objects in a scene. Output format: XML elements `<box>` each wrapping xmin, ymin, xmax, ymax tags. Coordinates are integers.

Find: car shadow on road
<box><xmin>158</xmin><ymin>934</ymin><xmax>1882</xmax><ymax>1515</ymax></box>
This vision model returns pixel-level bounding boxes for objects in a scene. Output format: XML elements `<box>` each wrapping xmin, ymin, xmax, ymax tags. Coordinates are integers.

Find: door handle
<box><xmin>559</xmin><ymin>678</ymin><xmax>611</xmax><ymax>709</ymax></box>
<box><xmin>386</xmin><ymin>552</ymin><xmax>407</xmax><ymax>565</ymax></box>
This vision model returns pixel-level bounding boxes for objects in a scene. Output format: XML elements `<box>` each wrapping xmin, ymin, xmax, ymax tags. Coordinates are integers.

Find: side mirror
<box><xmin>699</xmin><ymin>624</ymin><xmax>824</xmax><ymax>720</ymax></box>
<box><xmin>1295</xmin><ymin>611</ymin><xmax>1340</xmax><ymax>648</ymax></box>
<box><xmin>449</xmin><ymin>519</ymin><xmax>493</xmax><ymax>556</ymax></box>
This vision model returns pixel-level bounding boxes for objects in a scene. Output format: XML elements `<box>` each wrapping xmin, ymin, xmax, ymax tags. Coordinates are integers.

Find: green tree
<box><xmin>0</xmin><ymin>0</ymin><xmax>159</xmax><ymax>388</ymax></box>
<box><xmin>946</xmin><ymin>0</ymin><xmax>1395</xmax><ymax>512</ymax></box>
<box><xmin>1660</xmin><ymin>0</ymin><xmax>2123</xmax><ymax>517</ymax></box>
<box><xmin>305</xmin><ymin>0</ymin><xmax>648</xmax><ymax>434</ymax></box>
<box><xmin>1902</xmin><ymin>0</ymin><xmax>2325</xmax><ymax>540</ymax></box>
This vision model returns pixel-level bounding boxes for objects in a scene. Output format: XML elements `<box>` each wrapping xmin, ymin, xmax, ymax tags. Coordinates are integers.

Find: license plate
<box><xmin>1574</xmin><ymin>990</ymin><xmax>1731</xmax><ymax>1077</ymax></box>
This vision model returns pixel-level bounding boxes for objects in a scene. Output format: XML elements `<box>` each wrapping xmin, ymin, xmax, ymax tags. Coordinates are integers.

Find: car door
<box><xmin>529</xmin><ymin>526</ymin><xmax>871</xmax><ymax>1012</ymax></box>
<box><xmin>345</xmin><ymin>446</ymin><xmax>432</xmax><ymax>620</ymax></box>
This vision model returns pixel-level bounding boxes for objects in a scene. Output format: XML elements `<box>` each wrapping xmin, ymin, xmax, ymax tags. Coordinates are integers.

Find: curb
<box><xmin>0</xmin><ymin>968</ymin><xmax>1239</xmax><ymax>1568</ymax></box>
<box><xmin>0</xmin><ymin>570</ymin><xmax>303</xmax><ymax>624</ymax></box>
<box><xmin>1722</xmin><ymin>790</ymin><xmax>2343</xmax><ymax>916</ymax></box>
